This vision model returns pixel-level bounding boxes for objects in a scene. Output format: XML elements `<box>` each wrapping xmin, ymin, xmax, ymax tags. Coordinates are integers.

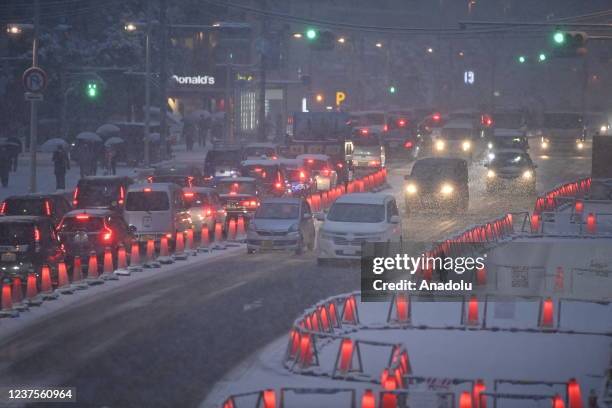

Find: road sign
<box><xmin>22</xmin><ymin>67</ymin><xmax>48</xmax><ymax>93</ymax></box>
<box><xmin>336</xmin><ymin>91</ymin><xmax>346</xmax><ymax>106</ymax></box>
<box><xmin>24</xmin><ymin>92</ymin><xmax>43</xmax><ymax>101</ymax></box>
<box><xmin>464</xmin><ymin>70</ymin><xmax>475</xmax><ymax>85</ymax></box>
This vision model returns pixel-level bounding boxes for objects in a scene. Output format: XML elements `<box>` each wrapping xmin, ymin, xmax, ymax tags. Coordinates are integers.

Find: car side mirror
<box><xmin>390</xmin><ymin>215</ymin><xmax>401</xmax><ymax>224</ymax></box>
<box><xmin>128</xmin><ymin>225</ymin><xmax>137</xmax><ymax>234</ymax></box>
<box><xmin>314</xmin><ymin>213</ymin><xmax>325</xmax><ymax>221</ymax></box>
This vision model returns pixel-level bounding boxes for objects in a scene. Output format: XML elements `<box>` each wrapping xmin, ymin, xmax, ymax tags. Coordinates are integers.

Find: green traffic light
<box><xmin>389</xmin><ymin>86</ymin><xmax>396</xmax><ymax>94</ymax></box>
<box><xmin>553</xmin><ymin>31</ymin><xmax>565</xmax><ymax>44</ymax></box>
<box><xmin>518</xmin><ymin>55</ymin><xmax>526</xmax><ymax>63</ymax></box>
<box><xmin>87</xmin><ymin>82</ymin><xmax>98</xmax><ymax>98</ymax></box>
<box><xmin>538</xmin><ymin>53</ymin><xmax>547</xmax><ymax>62</ymax></box>
<box><xmin>305</xmin><ymin>29</ymin><xmax>317</xmax><ymax>40</ymax></box>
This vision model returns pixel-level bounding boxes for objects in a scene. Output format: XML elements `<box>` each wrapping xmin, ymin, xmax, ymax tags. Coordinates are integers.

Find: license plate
<box><xmin>261</xmin><ymin>240</ymin><xmax>273</xmax><ymax>249</ymax></box>
<box><xmin>143</xmin><ymin>216</ymin><xmax>152</xmax><ymax>228</ymax></box>
<box><xmin>1</xmin><ymin>252</ymin><xmax>16</xmax><ymax>262</ymax></box>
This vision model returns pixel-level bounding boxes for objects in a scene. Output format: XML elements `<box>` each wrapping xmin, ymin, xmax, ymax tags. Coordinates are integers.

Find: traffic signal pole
<box><xmin>159</xmin><ymin>0</ymin><xmax>168</xmax><ymax>158</ymax></box>
<box><xmin>28</xmin><ymin>0</ymin><xmax>40</xmax><ymax>193</ymax></box>
<box><xmin>143</xmin><ymin>1</ymin><xmax>152</xmax><ymax>166</ymax></box>
<box><xmin>257</xmin><ymin>0</ymin><xmax>268</xmax><ymax>142</ymax></box>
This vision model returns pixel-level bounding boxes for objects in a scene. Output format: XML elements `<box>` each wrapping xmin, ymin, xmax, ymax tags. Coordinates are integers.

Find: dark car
<box><xmin>216</xmin><ymin>177</ymin><xmax>260</xmax><ymax>221</ymax></box>
<box><xmin>204</xmin><ymin>146</ymin><xmax>243</xmax><ymax>178</ymax></box>
<box><xmin>57</xmin><ymin>209</ymin><xmax>135</xmax><ymax>264</ymax></box>
<box><xmin>404</xmin><ymin>157</ymin><xmax>469</xmax><ymax>214</ymax></box>
<box><xmin>148</xmin><ymin>163</ymin><xmax>204</xmax><ymax>187</ymax></box>
<box><xmin>0</xmin><ymin>216</ymin><xmax>64</xmax><ymax>281</ymax></box>
<box><xmin>1</xmin><ymin>193</ymin><xmax>72</xmax><ymax>226</ymax></box>
<box><xmin>485</xmin><ymin>149</ymin><xmax>537</xmax><ymax>194</ymax></box>
<box><xmin>73</xmin><ymin>176</ymin><xmax>134</xmax><ymax>211</ymax></box>
<box><xmin>240</xmin><ymin>160</ymin><xmax>287</xmax><ymax>197</ymax></box>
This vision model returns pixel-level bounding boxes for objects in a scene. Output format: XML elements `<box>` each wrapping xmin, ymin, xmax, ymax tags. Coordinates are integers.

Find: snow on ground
<box><xmin>0</xmin><ymin>244</ymin><xmax>244</xmax><ymax>342</ymax></box>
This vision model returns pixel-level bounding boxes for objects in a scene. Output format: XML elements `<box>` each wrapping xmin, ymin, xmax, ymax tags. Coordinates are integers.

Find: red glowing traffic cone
<box><xmin>328</xmin><ymin>302</ymin><xmax>339</xmax><ymax>327</ymax></box>
<box><xmin>227</xmin><ymin>219</ymin><xmax>236</xmax><ymax>241</ymax></box>
<box><xmin>361</xmin><ymin>390</ymin><xmax>375</xmax><ymax>408</ymax></box>
<box><xmin>146</xmin><ymin>239</ymin><xmax>155</xmax><ymax>262</ymax></box>
<box><xmin>567</xmin><ymin>378</ymin><xmax>583</xmax><ymax>408</ymax></box>
<box><xmin>12</xmin><ymin>277</ymin><xmax>23</xmax><ymax>304</ymax></box>
<box><xmin>117</xmin><ymin>245</ymin><xmax>127</xmax><ymax>269</ymax></box>
<box><xmin>260</xmin><ymin>389</ymin><xmax>276</xmax><ymax>408</ymax></box>
<box><xmin>41</xmin><ymin>264</ymin><xmax>52</xmax><ymax>293</ymax></box>
<box><xmin>57</xmin><ymin>262</ymin><xmax>69</xmax><ymax>287</ymax></box>
<box><xmin>160</xmin><ymin>236</ymin><xmax>170</xmax><ymax>257</ymax></box>
<box><xmin>103</xmin><ymin>247</ymin><xmax>114</xmax><ymax>274</ymax></box>
<box><xmin>186</xmin><ymin>228</ymin><xmax>195</xmax><ymax>250</ymax></box>
<box><xmin>459</xmin><ymin>391</ymin><xmax>473</xmax><ymax>408</ymax></box>
<box><xmin>575</xmin><ymin>200</ymin><xmax>583</xmax><ymax>214</ymax></box>
<box><xmin>540</xmin><ymin>297</ymin><xmax>554</xmax><ymax>328</ymax></box>
<box><xmin>319</xmin><ymin>306</ymin><xmax>330</xmax><ymax>331</ymax></box>
<box><xmin>298</xmin><ymin>334</ymin><xmax>314</xmax><ymax>367</ymax></box>
<box><xmin>337</xmin><ymin>338</ymin><xmax>355</xmax><ymax>373</ymax></box>
<box><xmin>1</xmin><ymin>281</ymin><xmax>12</xmax><ymax>311</ymax></box>
<box><xmin>382</xmin><ymin>393</ymin><xmax>397</xmax><ymax>408</ymax></box>
<box><xmin>552</xmin><ymin>395</ymin><xmax>566</xmax><ymax>408</ymax></box>
<box><xmin>130</xmin><ymin>243</ymin><xmax>140</xmax><ymax>266</ymax></box>
<box><xmin>394</xmin><ymin>293</ymin><xmax>410</xmax><ymax>323</ymax></box>
<box><xmin>473</xmin><ymin>379</ymin><xmax>486</xmax><ymax>408</ymax></box>
<box><xmin>214</xmin><ymin>222</ymin><xmax>224</xmax><ymax>248</ymax></box>
<box><xmin>175</xmin><ymin>231</ymin><xmax>185</xmax><ymax>253</ymax></box>
<box><xmin>288</xmin><ymin>329</ymin><xmax>300</xmax><ymax>359</ymax></box>
<box><xmin>200</xmin><ymin>226</ymin><xmax>210</xmax><ymax>248</ymax></box>
<box><xmin>586</xmin><ymin>213</ymin><xmax>596</xmax><ymax>234</ymax></box>
<box><xmin>26</xmin><ymin>273</ymin><xmax>38</xmax><ymax>300</ymax></box>
<box><xmin>222</xmin><ymin>397</ymin><xmax>235</xmax><ymax>408</ymax></box>
<box><xmin>466</xmin><ymin>295</ymin><xmax>479</xmax><ymax>326</ymax></box>
<box><xmin>342</xmin><ymin>295</ymin><xmax>358</xmax><ymax>324</ymax></box>
<box><xmin>531</xmin><ymin>214</ymin><xmax>541</xmax><ymax>233</ymax></box>
<box><xmin>237</xmin><ymin>217</ymin><xmax>246</xmax><ymax>240</ymax></box>
<box><xmin>87</xmin><ymin>252</ymin><xmax>99</xmax><ymax>279</ymax></box>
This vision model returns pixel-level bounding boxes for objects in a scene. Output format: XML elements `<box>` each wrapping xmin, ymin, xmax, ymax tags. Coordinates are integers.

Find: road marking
<box><xmin>243</xmin><ymin>298</ymin><xmax>263</xmax><ymax>312</ymax></box>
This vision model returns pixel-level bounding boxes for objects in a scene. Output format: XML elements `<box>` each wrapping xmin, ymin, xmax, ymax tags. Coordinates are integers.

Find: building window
<box><xmin>240</xmin><ymin>91</ymin><xmax>257</xmax><ymax>131</ymax></box>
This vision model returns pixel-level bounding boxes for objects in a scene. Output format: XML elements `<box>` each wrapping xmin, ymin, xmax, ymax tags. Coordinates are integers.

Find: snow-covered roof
<box><xmin>335</xmin><ymin>193</ymin><xmax>392</xmax><ymax>205</ymax></box>
<box><xmin>296</xmin><ymin>154</ymin><xmax>330</xmax><ymax>161</ymax></box>
<box><xmin>217</xmin><ymin>177</ymin><xmax>256</xmax><ymax>183</ymax></box>
<box><xmin>127</xmin><ymin>183</ymin><xmax>179</xmax><ymax>192</ymax></box>
<box><xmin>244</xmin><ymin>142</ymin><xmax>279</xmax><ymax>149</ymax></box>
<box><xmin>64</xmin><ymin>208</ymin><xmax>114</xmax><ymax>217</ymax></box>
<box><xmin>493</xmin><ymin>128</ymin><xmax>525</xmax><ymax>137</ymax></box>
<box><xmin>241</xmin><ymin>159</ymin><xmax>280</xmax><ymax>166</ymax></box>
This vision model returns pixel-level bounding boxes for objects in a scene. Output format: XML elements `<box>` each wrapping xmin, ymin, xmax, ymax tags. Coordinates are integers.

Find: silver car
<box><xmin>246</xmin><ymin>197</ymin><xmax>315</xmax><ymax>255</ymax></box>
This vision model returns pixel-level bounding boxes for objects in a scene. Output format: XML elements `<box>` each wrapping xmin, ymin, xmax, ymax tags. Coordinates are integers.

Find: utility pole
<box><xmin>28</xmin><ymin>0</ymin><xmax>40</xmax><ymax>193</ymax></box>
<box><xmin>143</xmin><ymin>1</ymin><xmax>152</xmax><ymax>166</ymax></box>
<box><xmin>159</xmin><ymin>0</ymin><xmax>168</xmax><ymax>158</ymax></box>
<box><xmin>257</xmin><ymin>0</ymin><xmax>268</xmax><ymax>142</ymax></box>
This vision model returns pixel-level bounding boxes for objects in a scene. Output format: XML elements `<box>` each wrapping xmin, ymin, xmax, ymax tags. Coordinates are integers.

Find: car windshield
<box><xmin>494</xmin><ymin>113</ymin><xmax>524</xmax><ymax>129</ymax></box>
<box><xmin>184</xmin><ymin>192</ymin><xmax>211</xmax><ymax>207</ymax></box>
<box><xmin>0</xmin><ymin>223</ymin><xmax>35</xmax><ymax>245</ymax></box>
<box><xmin>303</xmin><ymin>159</ymin><xmax>328</xmax><ymax>170</ymax></box>
<box><xmin>125</xmin><ymin>191</ymin><xmax>170</xmax><ymax>211</ymax></box>
<box><xmin>3</xmin><ymin>199</ymin><xmax>47</xmax><ymax>216</ymax></box>
<box><xmin>327</xmin><ymin>203</ymin><xmax>385</xmax><ymax>223</ymax></box>
<box><xmin>244</xmin><ymin>147</ymin><xmax>275</xmax><ymax>157</ymax></box>
<box><xmin>494</xmin><ymin>137</ymin><xmax>527</xmax><ymax>148</ymax></box>
<box><xmin>441</xmin><ymin>128</ymin><xmax>473</xmax><ymax>139</ymax></box>
<box><xmin>60</xmin><ymin>216</ymin><xmax>104</xmax><ymax>232</ymax></box>
<box><xmin>78</xmin><ymin>182</ymin><xmax>120</xmax><ymax>206</ymax></box>
<box><xmin>255</xmin><ymin>203</ymin><xmax>299</xmax><ymax>219</ymax></box>
<box><xmin>286</xmin><ymin>169</ymin><xmax>308</xmax><ymax>182</ymax></box>
<box><xmin>152</xmin><ymin>175</ymin><xmax>191</xmax><ymax>187</ymax></box>
<box><xmin>543</xmin><ymin>114</ymin><xmax>583</xmax><ymax>129</ymax></box>
<box><xmin>350</xmin><ymin>113</ymin><xmax>385</xmax><ymax>126</ymax></box>
<box><xmin>492</xmin><ymin>153</ymin><xmax>531</xmax><ymax>166</ymax></box>
<box><xmin>217</xmin><ymin>181</ymin><xmax>257</xmax><ymax>195</ymax></box>
<box><xmin>411</xmin><ymin>162</ymin><xmax>456</xmax><ymax>180</ymax></box>
<box><xmin>209</xmin><ymin>151</ymin><xmax>242</xmax><ymax>165</ymax></box>
<box><xmin>155</xmin><ymin>166</ymin><xmax>195</xmax><ymax>176</ymax></box>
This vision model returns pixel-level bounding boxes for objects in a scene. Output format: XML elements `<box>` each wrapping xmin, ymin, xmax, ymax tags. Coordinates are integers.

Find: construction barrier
<box><xmin>533</xmin><ymin>177</ymin><xmax>591</xmax><ymax>215</ymax></box>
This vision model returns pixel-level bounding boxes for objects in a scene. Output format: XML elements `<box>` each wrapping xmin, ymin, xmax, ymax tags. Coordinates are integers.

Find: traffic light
<box><xmin>388</xmin><ymin>85</ymin><xmax>397</xmax><ymax>94</ymax></box>
<box><xmin>305</xmin><ymin>28</ymin><xmax>335</xmax><ymax>51</ymax></box>
<box><xmin>538</xmin><ymin>53</ymin><xmax>547</xmax><ymax>62</ymax></box>
<box><xmin>552</xmin><ymin>31</ymin><xmax>588</xmax><ymax>56</ymax></box>
<box><xmin>517</xmin><ymin>55</ymin><xmax>527</xmax><ymax>64</ymax></box>
<box><xmin>86</xmin><ymin>81</ymin><xmax>99</xmax><ymax>99</ymax></box>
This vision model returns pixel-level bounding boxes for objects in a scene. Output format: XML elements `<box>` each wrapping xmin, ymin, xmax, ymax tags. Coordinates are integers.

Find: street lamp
<box><xmin>426</xmin><ymin>47</ymin><xmax>434</xmax><ymax>54</ymax></box>
<box><xmin>292</xmin><ymin>32</ymin><xmax>302</xmax><ymax>39</ymax></box>
<box><xmin>124</xmin><ymin>21</ymin><xmax>152</xmax><ymax>166</ymax></box>
<box><xmin>6</xmin><ymin>23</ymin><xmax>33</xmax><ymax>35</ymax></box>
<box><xmin>337</xmin><ymin>36</ymin><xmax>346</xmax><ymax>44</ymax></box>
<box><xmin>375</xmin><ymin>42</ymin><xmax>383</xmax><ymax>48</ymax></box>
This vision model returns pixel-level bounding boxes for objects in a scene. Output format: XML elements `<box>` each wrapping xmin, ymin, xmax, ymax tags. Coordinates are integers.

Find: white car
<box><xmin>316</xmin><ymin>193</ymin><xmax>402</xmax><ymax>263</ymax></box>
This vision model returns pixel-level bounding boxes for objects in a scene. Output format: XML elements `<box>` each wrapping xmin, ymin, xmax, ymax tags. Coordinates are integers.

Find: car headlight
<box><xmin>541</xmin><ymin>139</ymin><xmax>549</xmax><ymax>149</ymax></box>
<box><xmin>406</xmin><ymin>183</ymin><xmax>418</xmax><ymax>194</ymax></box>
<box><xmin>462</xmin><ymin>140</ymin><xmax>472</xmax><ymax>151</ymax></box>
<box><xmin>435</xmin><ymin>140</ymin><xmax>445</xmax><ymax>151</ymax></box>
<box><xmin>487</xmin><ymin>169</ymin><xmax>496</xmax><ymax>178</ymax></box>
<box><xmin>522</xmin><ymin>169</ymin><xmax>533</xmax><ymax>179</ymax></box>
<box><xmin>440</xmin><ymin>183</ymin><xmax>454</xmax><ymax>195</ymax></box>
<box><xmin>288</xmin><ymin>223</ymin><xmax>299</xmax><ymax>233</ymax></box>
<box><xmin>576</xmin><ymin>140</ymin><xmax>584</xmax><ymax>149</ymax></box>
<box><xmin>487</xmin><ymin>142</ymin><xmax>493</xmax><ymax>149</ymax></box>
<box><xmin>488</xmin><ymin>152</ymin><xmax>495</xmax><ymax>161</ymax></box>
<box><xmin>600</xmin><ymin>125</ymin><xmax>608</xmax><ymax>133</ymax></box>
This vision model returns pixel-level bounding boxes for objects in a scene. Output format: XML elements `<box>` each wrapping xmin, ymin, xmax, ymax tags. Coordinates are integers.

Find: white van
<box><xmin>124</xmin><ymin>183</ymin><xmax>191</xmax><ymax>243</ymax></box>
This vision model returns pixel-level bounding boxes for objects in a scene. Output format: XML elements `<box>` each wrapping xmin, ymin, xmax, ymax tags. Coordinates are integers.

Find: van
<box><xmin>73</xmin><ymin>176</ymin><xmax>134</xmax><ymax>211</ymax></box>
<box><xmin>123</xmin><ymin>183</ymin><xmax>191</xmax><ymax>243</ymax></box>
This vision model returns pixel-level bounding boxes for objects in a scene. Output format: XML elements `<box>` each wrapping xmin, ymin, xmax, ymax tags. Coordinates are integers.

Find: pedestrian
<box><xmin>185</xmin><ymin>124</ymin><xmax>194</xmax><ymax>151</ymax></box>
<box><xmin>52</xmin><ymin>145</ymin><xmax>70</xmax><ymax>190</ymax></box>
<box><xmin>7</xmin><ymin>136</ymin><xmax>21</xmax><ymax>172</ymax></box>
<box><xmin>109</xmin><ymin>147</ymin><xmax>117</xmax><ymax>175</ymax></box>
<box><xmin>0</xmin><ymin>146</ymin><xmax>11</xmax><ymax>187</ymax></box>
<box><xmin>77</xmin><ymin>143</ymin><xmax>90</xmax><ymax>177</ymax></box>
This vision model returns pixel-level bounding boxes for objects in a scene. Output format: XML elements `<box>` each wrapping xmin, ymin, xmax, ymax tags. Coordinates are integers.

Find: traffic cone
<box><xmin>586</xmin><ymin>213</ymin><xmax>596</xmax><ymax>234</ymax></box>
<box><xmin>459</xmin><ymin>391</ymin><xmax>473</xmax><ymax>408</ymax></box>
<box><xmin>199</xmin><ymin>226</ymin><xmax>211</xmax><ymax>252</ymax></box>
<box><xmin>473</xmin><ymin>379</ymin><xmax>486</xmax><ymax>408</ymax></box>
<box><xmin>222</xmin><ymin>397</ymin><xmax>235</xmax><ymax>408</ymax></box>
<box><xmin>86</xmin><ymin>252</ymin><xmax>104</xmax><ymax>285</ymax></box>
<box><xmin>319</xmin><ymin>306</ymin><xmax>330</xmax><ymax>331</ymax></box>
<box><xmin>114</xmin><ymin>244</ymin><xmax>130</xmax><ymax>276</ymax></box>
<box><xmin>298</xmin><ymin>333</ymin><xmax>314</xmax><ymax>368</ymax></box>
<box><xmin>144</xmin><ymin>239</ymin><xmax>160</xmax><ymax>268</ymax></box>
<box><xmin>158</xmin><ymin>236</ymin><xmax>174</xmax><ymax>264</ymax></box>
<box><xmin>129</xmin><ymin>242</ymin><xmax>143</xmax><ymax>272</ymax></box>
<box><xmin>40</xmin><ymin>264</ymin><xmax>59</xmax><ymax>299</ymax></box>
<box><xmin>552</xmin><ymin>395</ymin><xmax>566</xmax><ymax>408</ymax></box>
<box><xmin>336</xmin><ymin>338</ymin><xmax>357</xmax><ymax>373</ymax></box>
<box><xmin>101</xmin><ymin>247</ymin><xmax>118</xmax><ymax>280</ymax></box>
<box><xmin>476</xmin><ymin>265</ymin><xmax>487</xmax><ymax>286</ymax></box>
<box><xmin>70</xmin><ymin>256</ymin><xmax>87</xmax><ymax>290</ymax></box>
<box><xmin>567</xmin><ymin>378</ymin><xmax>583</xmax><ymax>408</ymax></box>
<box><xmin>382</xmin><ymin>393</ymin><xmax>397</xmax><ymax>408</ymax></box>
<box><xmin>213</xmin><ymin>222</ymin><xmax>225</xmax><ymax>250</ymax></box>
<box><xmin>389</xmin><ymin>293</ymin><xmax>410</xmax><ymax>324</ymax></box>
<box><xmin>173</xmin><ymin>231</ymin><xmax>188</xmax><ymax>260</ymax></box>
<box><xmin>11</xmin><ymin>277</ymin><xmax>28</xmax><ymax>311</ymax></box>
<box><xmin>531</xmin><ymin>214</ymin><xmax>541</xmax><ymax>233</ymax></box>
<box><xmin>361</xmin><ymin>390</ymin><xmax>376</xmax><ymax>408</ymax></box>
<box><xmin>0</xmin><ymin>280</ymin><xmax>19</xmax><ymax>317</ymax></box>
<box><xmin>287</xmin><ymin>329</ymin><xmax>301</xmax><ymax>359</ymax></box>
<box><xmin>228</xmin><ymin>218</ymin><xmax>237</xmax><ymax>241</ymax></box>
<box><xmin>466</xmin><ymin>295</ymin><xmax>479</xmax><ymax>326</ymax></box>
<box><xmin>237</xmin><ymin>217</ymin><xmax>246</xmax><ymax>241</ymax></box>
<box><xmin>186</xmin><ymin>228</ymin><xmax>196</xmax><ymax>254</ymax></box>
<box><xmin>342</xmin><ymin>295</ymin><xmax>358</xmax><ymax>324</ymax></box>
<box><xmin>55</xmin><ymin>261</ymin><xmax>74</xmax><ymax>294</ymax></box>
<box><xmin>539</xmin><ymin>297</ymin><xmax>554</xmax><ymax>328</ymax></box>
<box><xmin>328</xmin><ymin>302</ymin><xmax>339</xmax><ymax>328</ymax></box>
<box><xmin>25</xmin><ymin>273</ymin><xmax>42</xmax><ymax>306</ymax></box>
<box><xmin>260</xmin><ymin>390</ymin><xmax>276</xmax><ymax>408</ymax></box>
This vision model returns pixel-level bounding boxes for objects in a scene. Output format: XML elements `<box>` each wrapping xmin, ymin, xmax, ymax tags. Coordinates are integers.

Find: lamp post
<box><xmin>124</xmin><ymin>17</ymin><xmax>152</xmax><ymax>166</ymax></box>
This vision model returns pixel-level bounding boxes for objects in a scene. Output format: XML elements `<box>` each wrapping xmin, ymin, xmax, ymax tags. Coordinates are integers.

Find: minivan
<box><xmin>123</xmin><ymin>183</ymin><xmax>191</xmax><ymax>243</ymax></box>
<box><xmin>73</xmin><ymin>176</ymin><xmax>134</xmax><ymax>211</ymax></box>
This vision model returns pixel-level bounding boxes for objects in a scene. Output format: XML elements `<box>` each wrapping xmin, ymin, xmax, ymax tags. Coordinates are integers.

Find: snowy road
<box><xmin>0</xmin><ymin>148</ymin><xmax>591</xmax><ymax>408</ymax></box>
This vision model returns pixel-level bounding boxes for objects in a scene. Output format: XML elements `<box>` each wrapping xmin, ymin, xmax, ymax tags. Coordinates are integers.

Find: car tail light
<box><xmin>241</xmin><ymin>200</ymin><xmax>258</xmax><ymax>208</ymax></box>
<box><xmin>383</xmin><ymin>124</ymin><xmax>388</xmax><ymax>132</ymax></box>
<box><xmin>404</xmin><ymin>141</ymin><xmax>413</xmax><ymax>149</ymax></box>
<box><xmin>102</xmin><ymin>223</ymin><xmax>113</xmax><ymax>242</ymax></box>
<box><xmin>34</xmin><ymin>226</ymin><xmax>41</xmax><ymax>252</ymax></box>
<box><xmin>307</xmin><ymin>159</ymin><xmax>314</xmax><ymax>164</ymax></box>
<box><xmin>275</xmin><ymin>182</ymin><xmax>283</xmax><ymax>189</ymax></box>
<box><xmin>360</xmin><ymin>128</ymin><xmax>369</xmax><ymax>135</ymax></box>
<box><xmin>432</xmin><ymin>113</ymin><xmax>441</xmax><ymax>122</ymax></box>
<box><xmin>147</xmin><ymin>176</ymin><xmax>154</xmax><ymax>183</ymax></box>
<box><xmin>204</xmin><ymin>207</ymin><xmax>213</xmax><ymax>216</ymax></box>
<box><xmin>320</xmin><ymin>168</ymin><xmax>331</xmax><ymax>176</ymax></box>
<box><xmin>0</xmin><ymin>201</ymin><xmax>6</xmax><ymax>215</ymax></box>
<box><xmin>118</xmin><ymin>185</ymin><xmax>125</xmax><ymax>205</ymax></box>
<box><xmin>44</xmin><ymin>200</ymin><xmax>52</xmax><ymax>216</ymax></box>
<box><xmin>369</xmin><ymin>160</ymin><xmax>380</xmax><ymax>166</ymax></box>
<box><xmin>299</xmin><ymin>171</ymin><xmax>306</xmax><ymax>179</ymax></box>
<box><xmin>144</xmin><ymin>187</ymin><xmax>152</xmax><ymax>192</ymax></box>
<box><xmin>398</xmin><ymin>119</ymin><xmax>407</xmax><ymax>127</ymax></box>
<box><xmin>184</xmin><ymin>192</ymin><xmax>195</xmax><ymax>198</ymax></box>
<box><xmin>336</xmin><ymin>162</ymin><xmax>343</xmax><ymax>168</ymax></box>
<box><xmin>73</xmin><ymin>187</ymin><xmax>79</xmax><ymax>206</ymax></box>
<box><xmin>271</xmin><ymin>156</ymin><xmax>278</xmax><ymax>160</ymax></box>
<box><xmin>76</xmin><ymin>214</ymin><xmax>90</xmax><ymax>220</ymax></box>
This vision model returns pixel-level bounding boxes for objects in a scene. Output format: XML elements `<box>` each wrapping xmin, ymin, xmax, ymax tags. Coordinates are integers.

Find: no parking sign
<box><xmin>22</xmin><ymin>67</ymin><xmax>48</xmax><ymax>93</ymax></box>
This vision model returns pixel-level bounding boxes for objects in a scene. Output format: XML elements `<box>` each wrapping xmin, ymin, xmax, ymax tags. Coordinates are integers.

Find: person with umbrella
<box><xmin>7</xmin><ymin>136</ymin><xmax>21</xmax><ymax>172</ymax></box>
<box><xmin>52</xmin><ymin>145</ymin><xmax>70</xmax><ymax>190</ymax></box>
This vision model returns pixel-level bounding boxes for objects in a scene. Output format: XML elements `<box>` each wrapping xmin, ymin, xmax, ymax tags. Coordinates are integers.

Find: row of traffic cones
<box><xmin>1</xmin><ymin>220</ymin><xmax>248</xmax><ymax>318</ymax></box>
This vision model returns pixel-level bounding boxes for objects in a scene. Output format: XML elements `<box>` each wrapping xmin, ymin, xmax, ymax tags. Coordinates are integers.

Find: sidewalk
<box><xmin>0</xmin><ymin>143</ymin><xmax>210</xmax><ymax>201</ymax></box>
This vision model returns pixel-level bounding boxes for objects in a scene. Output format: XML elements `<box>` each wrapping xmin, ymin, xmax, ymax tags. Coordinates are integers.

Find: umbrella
<box><xmin>104</xmin><ymin>136</ymin><xmax>125</xmax><ymax>147</ymax></box>
<box><xmin>0</xmin><ymin>137</ymin><xmax>21</xmax><ymax>147</ymax></box>
<box><xmin>40</xmin><ymin>138</ymin><xmax>69</xmax><ymax>152</ymax></box>
<box><xmin>146</xmin><ymin>133</ymin><xmax>161</xmax><ymax>142</ymax></box>
<box><xmin>76</xmin><ymin>131</ymin><xmax>103</xmax><ymax>143</ymax></box>
<box><xmin>96</xmin><ymin>124</ymin><xmax>120</xmax><ymax>137</ymax></box>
